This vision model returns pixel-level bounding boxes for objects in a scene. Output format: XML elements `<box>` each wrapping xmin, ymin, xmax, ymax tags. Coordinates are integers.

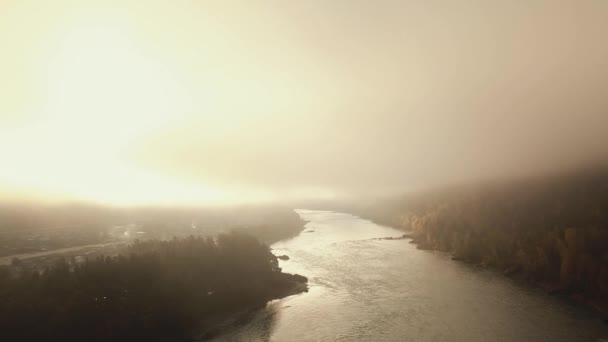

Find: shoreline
<box><xmin>399</xmin><ymin>230</ymin><xmax>608</xmax><ymax>319</ymax></box>
<box><xmin>194</xmin><ymin>273</ymin><xmax>308</xmax><ymax>340</ymax></box>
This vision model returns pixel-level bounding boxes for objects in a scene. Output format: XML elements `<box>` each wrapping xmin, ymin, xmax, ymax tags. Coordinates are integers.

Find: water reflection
<box><xmin>213</xmin><ymin>302</ymin><xmax>280</xmax><ymax>342</ymax></box>
<box><xmin>211</xmin><ymin>210</ymin><xmax>608</xmax><ymax>342</ymax></box>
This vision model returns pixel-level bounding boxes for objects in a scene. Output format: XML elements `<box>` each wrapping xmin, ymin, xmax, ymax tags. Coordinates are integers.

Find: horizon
<box><xmin>2</xmin><ymin>0</ymin><xmax>608</xmax><ymax>206</ymax></box>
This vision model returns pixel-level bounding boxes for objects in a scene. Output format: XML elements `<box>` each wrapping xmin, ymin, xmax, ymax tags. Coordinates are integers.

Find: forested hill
<box><xmin>0</xmin><ymin>232</ymin><xmax>308</xmax><ymax>341</ymax></box>
<box><xmin>357</xmin><ymin>167</ymin><xmax>608</xmax><ymax>314</ymax></box>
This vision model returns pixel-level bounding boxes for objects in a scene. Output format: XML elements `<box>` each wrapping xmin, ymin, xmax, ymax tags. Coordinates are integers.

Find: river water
<box><xmin>212</xmin><ymin>210</ymin><xmax>608</xmax><ymax>341</ymax></box>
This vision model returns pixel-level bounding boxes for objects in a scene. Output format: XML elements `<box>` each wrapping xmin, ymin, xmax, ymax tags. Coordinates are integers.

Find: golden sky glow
<box><xmin>1</xmin><ymin>1</ymin><xmax>345</xmax><ymax>205</ymax></box>
<box><xmin>1</xmin><ymin>2</ymin><xmax>266</xmax><ymax>204</ymax></box>
<box><xmin>1</xmin><ymin>1</ymin><xmax>608</xmax><ymax>205</ymax></box>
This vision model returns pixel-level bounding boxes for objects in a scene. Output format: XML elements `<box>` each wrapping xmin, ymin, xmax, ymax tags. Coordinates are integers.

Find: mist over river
<box><xmin>211</xmin><ymin>210</ymin><xmax>608</xmax><ymax>341</ymax></box>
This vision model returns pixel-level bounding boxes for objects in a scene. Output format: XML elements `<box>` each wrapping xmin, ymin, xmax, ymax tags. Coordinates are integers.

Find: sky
<box><xmin>1</xmin><ymin>0</ymin><xmax>608</xmax><ymax>206</ymax></box>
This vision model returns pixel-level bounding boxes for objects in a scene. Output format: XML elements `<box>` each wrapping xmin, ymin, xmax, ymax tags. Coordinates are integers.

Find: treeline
<box><xmin>0</xmin><ymin>232</ymin><xmax>307</xmax><ymax>341</ymax></box>
<box><xmin>360</xmin><ymin>167</ymin><xmax>608</xmax><ymax>312</ymax></box>
<box><xmin>144</xmin><ymin>205</ymin><xmax>307</xmax><ymax>244</ymax></box>
<box><xmin>230</xmin><ymin>208</ymin><xmax>307</xmax><ymax>244</ymax></box>
<box><xmin>0</xmin><ymin>204</ymin><xmax>305</xmax><ymax>256</ymax></box>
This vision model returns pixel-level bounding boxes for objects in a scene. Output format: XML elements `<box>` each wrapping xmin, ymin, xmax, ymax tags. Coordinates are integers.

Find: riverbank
<box><xmin>354</xmin><ymin>168</ymin><xmax>608</xmax><ymax>319</ymax></box>
<box><xmin>195</xmin><ymin>273</ymin><xmax>308</xmax><ymax>340</ymax></box>
<box><xmin>0</xmin><ymin>233</ymin><xmax>309</xmax><ymax>341</ymax></box>
<box><xmin>359</xmin><ymin>215</ymin><xmax>608</xmax><ymax>319</ymax></box>
<box><xmin>403</xmin><ymin>230</ymin><xmax>608</xmax><ymax>317</ymax></box>
<box><xmin>208</xmin><ymin>210</ymin><xmax>608</xmax><ymax>341</ymax></box>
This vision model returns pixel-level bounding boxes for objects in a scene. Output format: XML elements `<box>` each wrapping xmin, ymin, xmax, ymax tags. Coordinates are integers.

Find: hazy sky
<box><xmin>1</xmin><ymin>0</ymin><xmax>608</xmax><ymax>205</ymax></box>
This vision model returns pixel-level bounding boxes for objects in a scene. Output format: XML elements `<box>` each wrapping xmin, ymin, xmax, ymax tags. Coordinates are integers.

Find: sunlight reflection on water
<box><xmin>210</xmin><ymin>210</ymin><xmax>608</xmax><ymax>342</ymax></box>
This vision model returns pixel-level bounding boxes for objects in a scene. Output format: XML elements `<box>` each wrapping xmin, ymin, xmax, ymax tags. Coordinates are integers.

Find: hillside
<box><xmin>358</xmin><ymin>168</ymin><xmax>608</xmax><ymax>314</ymax></box>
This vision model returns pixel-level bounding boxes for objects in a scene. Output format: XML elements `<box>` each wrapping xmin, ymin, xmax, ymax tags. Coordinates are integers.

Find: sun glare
<box><xmin>0</xmin><ymin>16</ymin><xmax>236</xmax><ymax>205</ymax></box>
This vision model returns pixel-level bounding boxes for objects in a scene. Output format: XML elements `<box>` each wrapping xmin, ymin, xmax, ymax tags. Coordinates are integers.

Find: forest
<box><xmin>0</xmin><ymin>232</ymin><xmax>307</xmax><ymax>341</ymax></box>
<box><xmin>359</xmin><ymin>167</ymin><xmax>608</xmax><ymax>313</ymax></box>
<box><xmin>0</xmin><ymin>204</ymin><xmax>306</xmax><ymax>257</ymax></box>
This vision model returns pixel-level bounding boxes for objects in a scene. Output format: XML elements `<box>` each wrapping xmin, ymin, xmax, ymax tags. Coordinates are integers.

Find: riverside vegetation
<box><xmin>0</xmin><ymin>232</ymin><xmax>308</xmax><ymax>341</ymax></box>
<box><xmin>359</xmin><ymin>168</ymin><xmax>608</xmax><ymax>314</ymax></box>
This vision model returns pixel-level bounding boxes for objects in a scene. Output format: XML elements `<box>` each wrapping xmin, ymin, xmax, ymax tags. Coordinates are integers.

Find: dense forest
<box><xmin>358</xmin><ymin>167</ymin><xmax>608</xmax><ymax>314</ymax></box>
<box><xmin>0</xmin><ymin>232</ymin><xmax>307</xmax><ymax>341</ymax></box>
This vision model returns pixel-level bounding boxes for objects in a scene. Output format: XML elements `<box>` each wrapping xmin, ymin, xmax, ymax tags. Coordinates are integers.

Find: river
<box><xmin>211</xmin><ymin>210</ymin><xmax>608</xmax><ymax>341</ymax></box>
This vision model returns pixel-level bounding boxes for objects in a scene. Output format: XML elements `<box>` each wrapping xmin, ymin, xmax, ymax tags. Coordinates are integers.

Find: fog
<box><xmin>1</xmin><ymin>0</ymin><xmax>608</xmax><ymax>205</ymax></box>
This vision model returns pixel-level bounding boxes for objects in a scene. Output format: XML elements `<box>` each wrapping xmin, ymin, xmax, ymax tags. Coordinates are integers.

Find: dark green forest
<box><xmin>0</xmin><ymin>232</ymin><xmax>307</xmax><ymax>341</ymax></box>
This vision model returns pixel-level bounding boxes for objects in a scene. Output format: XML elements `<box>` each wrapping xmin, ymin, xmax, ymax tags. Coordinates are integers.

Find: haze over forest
<box><xmin>4</xmin><ymin>2</ymin><xmax>608</xmax><ymax>341</ymax></box>
<box><xmin>2</xmin><ymin>0</ymin><xmax>608</xmax><ymax>206</ymax></box>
